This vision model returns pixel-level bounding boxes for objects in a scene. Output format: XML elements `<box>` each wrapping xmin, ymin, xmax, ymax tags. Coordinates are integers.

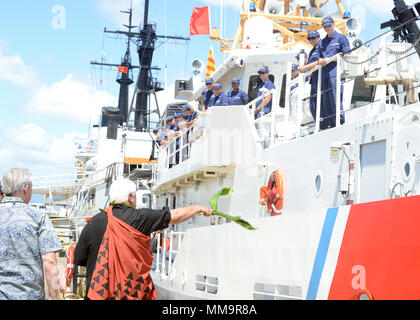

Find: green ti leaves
<box><xmin>208</xmin><ymin>188</ymin><xmax>257</xmax><ymax>231</ymax></box>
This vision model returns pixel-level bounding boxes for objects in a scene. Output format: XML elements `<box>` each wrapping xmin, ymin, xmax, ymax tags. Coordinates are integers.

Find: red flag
<box><xmin>190</xmin><ymin>6</ymin><xmax>210</xmax><ymax>36</ymax></box>
<box><xmin>118</xmin><ymin>65</ymin><xmax>129</xmax><ymax>74</ymax></box>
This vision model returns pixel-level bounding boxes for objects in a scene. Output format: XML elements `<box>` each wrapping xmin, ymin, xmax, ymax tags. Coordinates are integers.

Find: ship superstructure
<box><xmin>149</xmin><ymin>0</ymin><xmax>420</xmax><ymax>300</ymax></box>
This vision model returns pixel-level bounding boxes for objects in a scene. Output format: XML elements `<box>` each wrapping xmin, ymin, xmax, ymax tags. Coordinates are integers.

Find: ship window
<box><xmin>350</xmin><ymin>76</ymin><xmax>375</xmax><ymax>109</ymax></box>
<box><xmin>247</xmin><ymin>74</ymin><xmax>275</xmax><ymax>103</ymax></box>
<box><xmin>253</xmin><ymin>283</ymin><xmax>303</xmax><ymax>300</ymax></box>
<box><xmin>172</xmin><ymin>195</ymin><xmax>176</xmax><ymax>209</ymax></box>
<box><xmin>195</xmin><ymin>275</ymin><xmax>218</xmax><ymax>294</ymax></box>
<box><xmin>404</xmin><ymin>162</ymin><xmax>411</xmax><ymax>179</ymax></box>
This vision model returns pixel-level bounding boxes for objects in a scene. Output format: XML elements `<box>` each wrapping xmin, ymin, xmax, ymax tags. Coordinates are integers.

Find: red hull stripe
<box><xmin>328</xmin><ymin>195</ymin><xmax>420</xmax><ymax>299</ymax></box>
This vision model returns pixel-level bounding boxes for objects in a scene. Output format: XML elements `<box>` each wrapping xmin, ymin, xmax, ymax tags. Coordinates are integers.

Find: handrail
<box><xmin>245</xmin><ymin>88</ymin><xmax>277</xmax><ymax>118</ymax></box>
<box><xmin>285</xmin><ymin>53</ymin><xmax>342</xmax><ymax>134</ymax></box>
<box><xmin>154</xmin><ymin>230</ymin><xmax>186</xmax><ymax>277</ymax></box>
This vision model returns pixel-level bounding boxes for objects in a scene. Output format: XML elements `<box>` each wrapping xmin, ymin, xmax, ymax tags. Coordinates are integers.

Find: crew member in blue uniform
<box><xmin>254</xmin><ymin>66</ymin><xmax>275</xmax><ymax>119</ymax></box>
<box><xmin>298</xmin><ymin>30</ymin><xmax>322</xmax><ymax>123</ymax></box>
<box><xmin>182</xmin><ymin>104</ymin><xmax>198</xmax><ymax>126</ymax></box>
<box><xmin>227</xmin><ymin>78</ymin><xmax>249</xmax><ymax>105</ymax></box>
<box><xmin>291</xmin><ymin>64</ymin><xmax>299</xmax><ymax>91</ymax></box>
<box><xmin>166</xmin><ymin>115</ymin><xmax>178</xmax><ymax>131</ymax></box>
<box><xmin>314</xmin><ymin>16</ymin><xmax>350</xmax><ymax>128</ymax></box>
<box><xmin>202</xmin><ymin>78</ymin><xmax>214</xmax><ymax>111</ymax></box>
<box><xmin>207</xmin><ymin>82</ymin><xmax>229</xmax><ymax>107</ymax></box>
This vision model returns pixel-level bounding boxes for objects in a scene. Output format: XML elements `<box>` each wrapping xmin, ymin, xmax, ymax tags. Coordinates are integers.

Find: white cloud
<box><xmin>96</xmin><ymin>0</ymin><xmax>144</xmax><ymax>28</ymax></box>
<box><xmin>0</xmin><ymin>48</ymin><xmax>38</xmax><ymax>87</ymax></box>
<box><xmin>25</xmin><ymin>74</ymin><xmax>118</xmax><ymax>125</ymax></box>
<box><xmin>0</xmin><ymin>124</ymin><xmax>86</xmax><ymax>177</ymax></box>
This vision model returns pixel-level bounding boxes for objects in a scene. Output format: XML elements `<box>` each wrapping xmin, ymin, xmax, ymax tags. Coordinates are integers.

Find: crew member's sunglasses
<box><xmin>307</xmin><ymin>37</ymin><xmax>317</xmax><ymax>40</ymax></box>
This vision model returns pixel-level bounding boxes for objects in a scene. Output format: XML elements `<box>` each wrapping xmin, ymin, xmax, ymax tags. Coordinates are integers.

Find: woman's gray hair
<box><xmin>1</xmin><ymin>168</ymin><xmax>32</xmax><ymax>196</ymax></box>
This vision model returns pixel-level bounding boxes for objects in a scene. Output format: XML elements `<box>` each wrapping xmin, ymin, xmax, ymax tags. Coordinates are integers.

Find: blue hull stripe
<box><xmin>306</xmin><ymin>207</ymin><xmax>339</xmax><ymax>300</ymax></box>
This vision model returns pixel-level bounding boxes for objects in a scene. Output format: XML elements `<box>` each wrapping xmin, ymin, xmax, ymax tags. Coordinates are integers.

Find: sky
<box><xmin>0</xmin><ymin>0</ymin><xmax>417</xmax><ymax>183</ymax></box>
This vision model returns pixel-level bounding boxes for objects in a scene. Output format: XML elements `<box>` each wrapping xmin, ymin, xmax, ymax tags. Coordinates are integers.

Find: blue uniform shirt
<box><xmin>313</xmin><ymin>31</ymin><xmax>350</xmax><ymax>80</ymax></box>
<box><xmin>208</xmin><ymin>92</ymin><xmax>229</xmax><ymax>107</ymax></box>
<box><xmin>186</xmin><ymin>111</ymin><xmax>198</xmax><ymax>122</ymax></box>
<box><xmin>203</xmin><ymin>89</ymin><xmax>214</xmax><ymax>108</ymax></box>
<box><xmin>256</xmin><ymin>78</ymin><xmax>275</xmax><ymax>116</ymax></box>
<box><xmin>166</xmin><ymin>123</ymin><xmax>179</xmax><ymax>132</ymax></box>
<box><xmin>228</xmin><ymin>89</ymin><xmax>249</xmax><ymax>106</ymax></box>
<box><xmin>307</xmin><ymin>45</ymin><xmax>321</xmax><ymax>85</ymax></box>
<box><xmin>156</xmin><ymin>132</ymin><xmax>167</xmax><ymax>145</ymax></box>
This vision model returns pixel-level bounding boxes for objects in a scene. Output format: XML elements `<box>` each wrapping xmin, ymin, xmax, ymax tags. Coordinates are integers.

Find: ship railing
<box><xmin>286</xmin><ymin>53</ymin><xmax>342</xmax><ymax>135</ymax></box>
<box><xmin>154</xmin><ymin>230</ymin><xmax>186</xmax><ymax>279</ymax></box>
<box><xmin>68</xmin><ymin>162</ymin><xmax>124</xmax><ymax>217</ymax></box>
<box><xmin>32</xmin><ymin>174</ymin><xmax>79</xmax><ymax>189</ymax></box>
<box><xmin>83</xmin><ymin>162</ymin><xmax>125</xmax><ymax>189</ymax></box>
<box><xmin>246</xmin><ymin>88</ymin><xmax>282</xmax><ymax>147</ymax></box>
<box><xmin>160</xmin><ymin>120</ymin><xmax>202</xmax><ymax>169</ymax></box>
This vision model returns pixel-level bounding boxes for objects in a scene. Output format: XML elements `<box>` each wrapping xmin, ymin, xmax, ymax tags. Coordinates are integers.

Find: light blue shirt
<box><xmin>0</xmin><ymin>197</ymin><xmax>62</xmax><ymax>300</ymax></box>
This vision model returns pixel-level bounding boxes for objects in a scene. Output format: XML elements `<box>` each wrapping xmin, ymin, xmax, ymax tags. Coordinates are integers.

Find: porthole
<box><xmin>315</xmin><ymin>175</ymin><xmax>322</xmax><ymax>192</ymax></box>
<box><xmin>404</xmin><ymin>162</ymin><xmax>411</xmax><ymax>179</ymax></box>
<box><xmin>314</xmin><ymin>172</ymin><xmax>323</xmax><ymax>197</ymax></box>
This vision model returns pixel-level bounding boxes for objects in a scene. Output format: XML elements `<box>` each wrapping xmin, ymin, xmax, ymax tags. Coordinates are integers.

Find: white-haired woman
<box><xmin>74</xmin><ymin>177</ymin><xmax>212</xmax><ymax>300</ymax></box>
<box><xmin>0</xmin><ymin>168</ymin><xmax>62</xmax><ymax>300</ymax></box>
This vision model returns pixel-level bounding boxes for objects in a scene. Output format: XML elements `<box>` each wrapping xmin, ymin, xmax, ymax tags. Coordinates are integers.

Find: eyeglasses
<box><xmin>307</xmin><ymin>37</ymin><xmax>317</xmax><ymax>41</ymax></box>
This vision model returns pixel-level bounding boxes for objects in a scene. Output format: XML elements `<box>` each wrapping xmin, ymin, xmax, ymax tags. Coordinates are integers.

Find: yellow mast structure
<box><xmin>210</xmin><ymin>0</ymin><xmax>348</xmax><ymax>52</ymax></box>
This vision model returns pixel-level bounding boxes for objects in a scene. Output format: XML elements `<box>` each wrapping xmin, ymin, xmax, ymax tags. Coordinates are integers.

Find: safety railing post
<box><xmin>336</xmin><ymin>54</ymin><xmax>341</xmax><ymax>127</ymax></box>
<box><xmin>285</xmin><ymin>62</ymin><xmax>292</xmax><ymax>126</ymax></box>
<box><xmin>168</xmin><ymin>231</ymin><xmax>173</xmax><ymax>273</ymax></box>
<box><xmin>161</xmin><ymin>230</ymin><xmax>167</xmax><ymax>277</ymax></box>
<box><xmin>156</xmin><ymin>232</ymin><xmax>161</xmax><ymax>273</ymax></box>
<box><xmin>296</xmin><ymin>72</ymin><xmax>304</xmax><ymax>136</ymax></box>
<box><xmin>315</xmin><ymin>67</ymin><xmax>322</xmax><ymax>133</ymax></box>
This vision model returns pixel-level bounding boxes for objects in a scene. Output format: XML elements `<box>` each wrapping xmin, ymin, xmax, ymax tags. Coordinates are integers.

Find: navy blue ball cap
<box><xmin>307</xmin><ymin>30</ymin><xmax>320</xmax><ymax>38</ymax></box>
<box><xmin>322</xmin><ymin>16</ymin><xmax>334</xmax><ymax>26</ymax></box>
<box><xmin>153</xmin><ymin>128</ymin><xmax>159</xmax><ymax>133</ymax></box>
<box><xmin>213</xmin><ymin>82</ymin><xmax>223</xmax><ymax>89</ymax></box>
<box><xmin>231</xmin><ymin>78</ymin><xmax>240</xmax><ymax>84</ymax></box>
<box><xmin>166</xmin><ymin>115</ymin><xmax>174</xmax><ymax>122</ymax></box>
<box><xmin>292</xmin><ymin>64</ymin><xmax>298</xmax><ymax>71</ymax></box>
<box><xmin>205</xmin><ymin>78</ymin><xmax>214</xmax><ymax>84</ymax></box>
<box><xmin>258</xmin><ymin>66</ymin><xmax>269</xmax><ymax>73</ymax></box>
<box><xmin>176</xmin><ymin>112</ymin><xmax>184</xmax><ymax>118</ymax></box>
<box><xmin>181</xmin><ymin>104</ymin><xmax>191</xmax><ymax>111</ymax></box>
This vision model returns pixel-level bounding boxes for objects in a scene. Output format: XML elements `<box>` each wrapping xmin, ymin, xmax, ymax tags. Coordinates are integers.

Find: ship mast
<box><xmin>90</xmin><ymin>6</ymin><xmax>139</xmax><ymax>126</ymax></box>
<box><xmin>116</xmin><ymin>7</ymin><xmax>135</xmax><ymax>125</ymax></box>
<box><xmin>92</xmin><ymin>0</ymin><xmax>190</xmax><ymax>132</ymax></box>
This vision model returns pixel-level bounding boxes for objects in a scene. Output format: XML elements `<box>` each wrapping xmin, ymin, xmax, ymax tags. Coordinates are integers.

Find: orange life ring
<box><xmin>65</xmin><ymin>245</ymin><xmax>75</xmax><ymax>287</ymax></box>
<box><xmin>259</xmin><ymin>170</ymin><xmax>284</xmax><ymax>216</ymax></box>
<box><xmin>350</xmin><ymin>289</ymin><xmax>374</xmax><ymax>300</ymax></box>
